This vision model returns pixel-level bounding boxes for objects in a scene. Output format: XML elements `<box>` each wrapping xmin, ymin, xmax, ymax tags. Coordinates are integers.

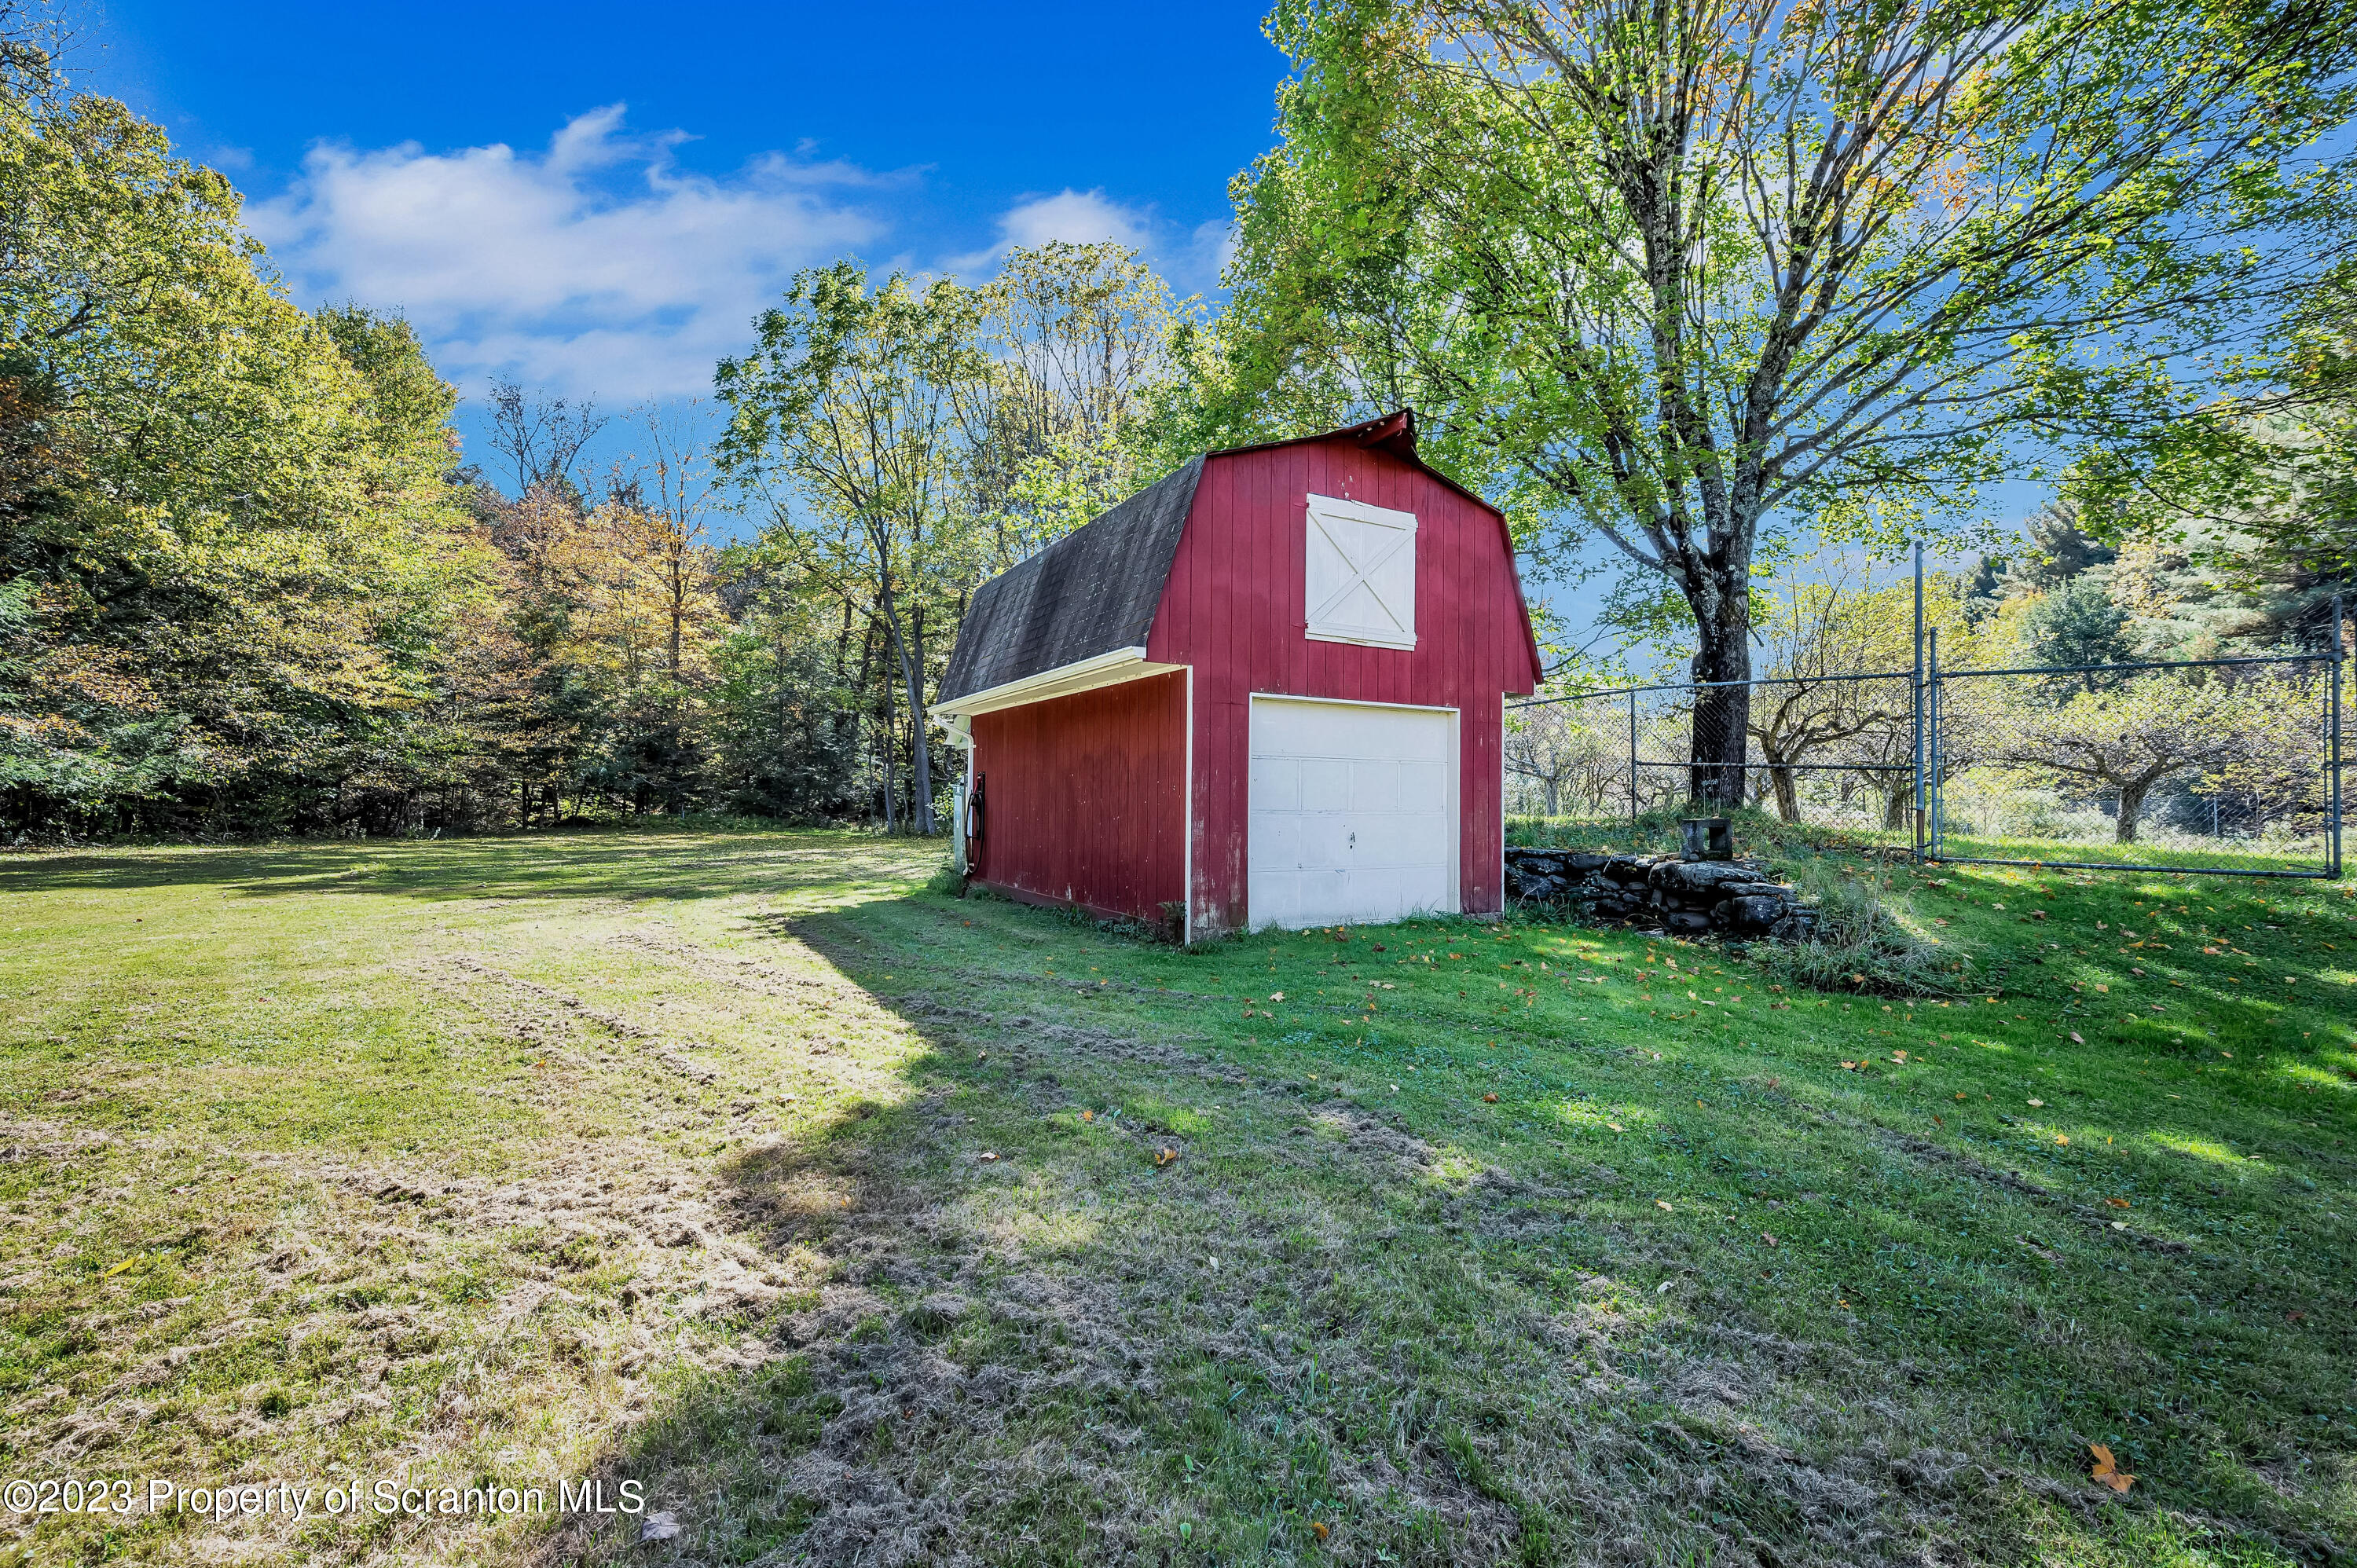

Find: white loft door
<box><xmin>1248</xmin><ymin>697</ymin><xmax>1457</xmax><ymax>929</ymax></box>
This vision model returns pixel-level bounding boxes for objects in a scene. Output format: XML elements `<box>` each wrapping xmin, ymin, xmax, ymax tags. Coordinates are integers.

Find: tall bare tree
<box><xmin>959</xmin><ymin>241</ymin><xmax>1188</xmax><ymax>565</ymax></box>
<box><xmin>717</xmin><ymin>262</ymin><xmax>986</xmax><ymax>834</ymax></box>
<box><xmin>486</xmin><ymin>376</ymin><xmax>607</xmax><ymax>497</ymax></box>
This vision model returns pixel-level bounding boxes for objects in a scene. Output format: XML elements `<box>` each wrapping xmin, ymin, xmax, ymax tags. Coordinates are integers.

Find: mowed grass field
<box><xmin>1</xmin><ymin>828</ymin><xmax>2352</xmax><ymax>1567</ymax></box>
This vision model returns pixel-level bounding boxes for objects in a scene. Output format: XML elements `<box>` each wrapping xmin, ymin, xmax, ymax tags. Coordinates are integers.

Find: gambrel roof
<box><xmin>936</xmin><ymin>456</ymin><xmax>1204</xmax><ymax>704</ymax></box>
<box><xmin>936</xmin><ymin>410</ymin><xmax>1528</xmax><ymax>706</ymax></box>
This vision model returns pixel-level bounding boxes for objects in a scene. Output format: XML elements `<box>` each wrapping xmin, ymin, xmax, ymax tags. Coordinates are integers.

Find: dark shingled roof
<box><xmin>936</xmin><ymin>456</ymin><xmax>1204</xmax><ymax>703</ymax></box>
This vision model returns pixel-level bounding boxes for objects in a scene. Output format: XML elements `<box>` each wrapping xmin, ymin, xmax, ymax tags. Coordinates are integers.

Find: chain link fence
<box><xmin>1508</xmin><ymin>650</ymin><xmax>2345</xmax><ymax>878</ymax></box>
<box><xmin>1928</xmin><ymin>652</ymin><xmax>2338</xmax><ymax>876</ymax></box>
<box><xmin>1506</xmin><ymin>675</ymin><xmax>1919</xmax><ymax>847</ymax></box>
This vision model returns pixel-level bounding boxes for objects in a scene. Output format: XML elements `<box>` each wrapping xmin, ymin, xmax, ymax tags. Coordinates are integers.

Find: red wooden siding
<box><xmin>968</xmin><ymin>671</ymin><xmax>1188</xmax><ymax>925</ymax></box>
<box><xmin>1146</xmin><ymin>439</ymin><xmax>1540</xmax><ymax>936</ymax></box>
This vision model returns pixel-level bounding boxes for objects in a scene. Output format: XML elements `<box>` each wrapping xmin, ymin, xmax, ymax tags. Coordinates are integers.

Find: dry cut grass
<box><xmin>1</xmin><ymin>826</ymin><xmax>2352</xmax><ymax>1566</ymax></box>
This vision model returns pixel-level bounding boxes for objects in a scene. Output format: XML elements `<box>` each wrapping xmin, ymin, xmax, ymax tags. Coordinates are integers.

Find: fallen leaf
<box><xmin>2088</xmin><ymin>1444</ymin><xmax>2135</xmax><ymax>1493</ymax></box>
<box><xmin>1270</xmin><ymin>992</ymin><xmax>1285</xmax><ymax>1002</ymax></box>
<box><xmin>1955</xmin><ymin>1092</ymin><xmax>1968</xmax><ymax>1101</ymax></box>
<box><xmin>1607</xmin><ymin>1121</ymin><xmax>1624</xmax><ymax>1132</ymax></box>
<box><xmin>1655</xmin><ymin>1199</ymin><xmax>1674</xmax><ymax>1211</ymax></box>
<box><xmin>1482</xmin><ymin>1092</ymin><xmax>1499</xmax><ymax>1103</ymax></box>
<box><xmin>1761</xmin><ymin>1233</ymin><xmax>1779</xmax><ymax>1247</ymax></box>
<box><xmin>103</xmin><ymin>1254</ymin><xmax>143</xmax><ymax>1278</ymax></box>
<box><xmin>640</xmin><ymin>1511</ymin><xmax>684</xmax><ymax>1543</ymax></box>
<box><xmin>2056</xmin><ymin>1134</ymin><xmax>2070</xmax><ymax>1145</ymax></box>
<box><xmin>2029</xmin><ymin>1098</ymin><xmax>2044</xmax><ymax>1106</ymax></box>
<box><xmin>978</xmin><ymin>1152</ymin><xmax>999</xmax><ymax>1162</ymax></box>
<box><xmin>2104</xmin><ymin>1196</ymin><xmax>2131</xmax><ymax>1209</ymax></box>
<box><xmin>1841</xmin><ymin>1060</ymin><xmax>1860</xmax><ymax>1070</ymax></box>
<box><xmin>1310</xmin><ymin>1520</ymin><xmax>1331</xmax><ymax>1542</ymax></box>
<box><xmin>2069</xmin><ymin>1032</ymin><xmax>2084</xmax><ymax>1044</ymax></box>
<box><xmin>1155</xmin><ymin>1147</ymin><xmax>1178</xmax><ymax>1167</ymax></box>
<box><xmin>2287</xmin><ymin>1310</ymin><xmax>2308</xmax><ymax>1323</ymax></box>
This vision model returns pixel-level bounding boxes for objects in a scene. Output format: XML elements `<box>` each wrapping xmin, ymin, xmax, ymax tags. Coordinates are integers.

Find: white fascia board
<box><xmin>927</xmin><ymin>646</ymin><xmax>1185</xmax><ymax>720</ymax></box>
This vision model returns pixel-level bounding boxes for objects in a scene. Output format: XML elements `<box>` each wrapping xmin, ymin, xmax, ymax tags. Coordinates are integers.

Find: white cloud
<box><xmin>250</xmin><ymin>106</ymin><xmax>887</xmax><ymax>401</ymax></box>
<box><xmin>1182</xmin><ymin>216</ymin><xmax>1238</xmax><ymax>291</ymax></box>
<box><xmin>993</xmin><ymin>188</ymin><xmax>1159</xmax><ymax>253</ymax></box>
<box><xmin>955</xmin><ymin>189</ymin><xmax>1230</xmax><ymax>293</ymax></box>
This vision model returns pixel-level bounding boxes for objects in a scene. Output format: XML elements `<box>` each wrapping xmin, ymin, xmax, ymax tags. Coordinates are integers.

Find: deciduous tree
<box><xmin>1203</xmin><ymin>0</ymin><xmax>2357</xmax><ymax>808</ymax></box>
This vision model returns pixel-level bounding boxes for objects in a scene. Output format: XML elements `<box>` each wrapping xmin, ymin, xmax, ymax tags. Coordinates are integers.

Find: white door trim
<box><xmin>1182</xmin><ymin>665</ymin><xmax>1194</xmax><ymax>946</ymax></box>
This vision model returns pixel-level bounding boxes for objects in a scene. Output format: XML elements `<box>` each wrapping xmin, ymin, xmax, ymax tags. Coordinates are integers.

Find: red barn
<box><xmin>933</xmin><ymin>411</ymin><xmax>1541</xmax><ymax>941</ymax></box>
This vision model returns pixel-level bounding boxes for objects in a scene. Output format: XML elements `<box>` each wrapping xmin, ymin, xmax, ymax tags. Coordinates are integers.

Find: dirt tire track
<box><xmin>419</xmin><ymin>955</ymin><xmax>718</xmax><ymax>1084</ymax></box>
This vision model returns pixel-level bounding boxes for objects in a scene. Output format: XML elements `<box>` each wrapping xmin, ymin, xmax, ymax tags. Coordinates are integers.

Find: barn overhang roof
<box><xmin>929</xmin><ymin>645</ymin><xmax>1186</xmax><ymax>723</ymax></box>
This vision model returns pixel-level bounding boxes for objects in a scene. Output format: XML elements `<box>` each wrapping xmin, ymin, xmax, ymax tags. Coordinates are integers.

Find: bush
<box><xmin>1757</xmin><ymin>854</ymin><xmax>1971</xmax><ymax>997</ymax></box>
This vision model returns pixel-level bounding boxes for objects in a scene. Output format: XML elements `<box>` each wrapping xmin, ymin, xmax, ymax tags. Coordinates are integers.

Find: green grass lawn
<box><xmin>1</xmin><ymin>827</ymin><xmax>2352</xmax><ymax>1566</ymax></box>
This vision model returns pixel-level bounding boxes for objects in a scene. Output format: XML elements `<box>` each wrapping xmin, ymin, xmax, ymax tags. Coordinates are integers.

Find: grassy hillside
<box><xmin>0</xmin><ymin>828</ymin><xmax>2350</xmax><ymax>1566</ymax></box>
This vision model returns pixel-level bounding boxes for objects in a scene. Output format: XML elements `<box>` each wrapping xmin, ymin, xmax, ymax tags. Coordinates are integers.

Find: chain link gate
<box><xmin>1508</xmin><ymin>564</ymin><xmax>2345</xmax><ymax>881</ymax></box>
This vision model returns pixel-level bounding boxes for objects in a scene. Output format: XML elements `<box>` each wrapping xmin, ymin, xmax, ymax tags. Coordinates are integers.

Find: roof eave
<box><xmin>928</xmin><ymin>646</ymin><xmax>1188</xmax><ymax>722</ymax></box>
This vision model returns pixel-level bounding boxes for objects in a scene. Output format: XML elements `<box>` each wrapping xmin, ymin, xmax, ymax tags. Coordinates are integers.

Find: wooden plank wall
<box><xmin>967</xmin><ymin>671</ymin><xmax>1188</xmax><ymax>926</ymax></box>
<box><xmin>1148</xmin><ymin>440</ymin><xmax>1541</xmax><ymax>936</ymax></box>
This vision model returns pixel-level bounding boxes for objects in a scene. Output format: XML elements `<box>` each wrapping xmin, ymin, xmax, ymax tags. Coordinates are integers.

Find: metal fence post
<box><xmin>1912</xmin><ymin>542</ymin><xmax>1925</xmax><ymax>863</ymax></box>
<box><xmin>2333</xmin><ymin>594</ymin><xmax>2345</xmax><ymax>878</ymax></box>
<box><xmin>1927</xmin><ymin>628</ymin><xmax>1941</xmax><ymax>859</ymax></box>
<box><xmin>1627</xmin><ymin>689</ymin><xmax>1638</xmax><ymax>826</ymax></box>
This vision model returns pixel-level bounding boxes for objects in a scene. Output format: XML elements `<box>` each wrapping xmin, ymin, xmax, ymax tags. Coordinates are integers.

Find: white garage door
<box><xmin>1248</xmin><ymin>697</ymin><xmax>1457</xmax><ymax>929</ymax></box>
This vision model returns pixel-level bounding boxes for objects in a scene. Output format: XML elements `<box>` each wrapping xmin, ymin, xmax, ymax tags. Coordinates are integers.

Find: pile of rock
<box><xmin>1503</xmin><ymin>845</ymin><xmax>1816</xmax><ymax>940</ymax></box>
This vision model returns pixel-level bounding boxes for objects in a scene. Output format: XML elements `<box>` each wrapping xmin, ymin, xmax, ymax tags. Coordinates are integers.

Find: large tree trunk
<box><xmin>1687</xmin><ymin>588</ymin><xmax>1753</xmax><ymax>810</ymax></box>
<box><xmin>873</xmin><ymin>580</ymin><xmax>935</xmax><ymax>835</ymax></box>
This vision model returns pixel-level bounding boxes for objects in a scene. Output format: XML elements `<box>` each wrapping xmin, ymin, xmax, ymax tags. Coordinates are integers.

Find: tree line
<box><xmin>5</xmin><ymin>0</ymin><xmax>2354</xmax><ymax>841</ymax></box>
<box><xmin>0</xmin><ymin>0</ymin><xmax>1189</xmax><ymax>838</ymax></box>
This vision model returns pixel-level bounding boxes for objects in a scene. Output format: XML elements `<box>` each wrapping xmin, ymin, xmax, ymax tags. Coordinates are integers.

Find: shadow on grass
<box><xmin>527</xmin><ymin>895</ymin><xmax>2262</xmax><ymax>1568</ymax></box>
<box><xmin>0</xmin><ymin>826</ymin><xmax>942</xmax><ymax>905</ymax></box>
<box><xmin>537</xmin><ymin>903</ymin><xmax>1561</xmax><ymax>1566</ymax></box>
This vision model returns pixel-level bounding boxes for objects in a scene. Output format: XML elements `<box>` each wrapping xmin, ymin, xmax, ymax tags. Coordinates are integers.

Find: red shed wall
<box><xmin>967</xmin><ymin>671</ymin><xmax>1188</xmax><ymax>926</ymax></box>
<box><xmin>1146</xmin><ymin>441</ymin><xmax>1538</xmax><ymax>936</ymax></box>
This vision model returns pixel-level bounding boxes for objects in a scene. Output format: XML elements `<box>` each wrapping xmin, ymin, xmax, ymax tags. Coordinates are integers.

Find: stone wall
<box><xmin>1503</xmin><ymin>848</ymin><xmax>1816</xmax><ymax>940</ymax></box>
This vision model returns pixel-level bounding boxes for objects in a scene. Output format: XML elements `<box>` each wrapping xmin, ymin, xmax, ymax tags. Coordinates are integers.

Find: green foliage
<box><xmin>2024</xmin><ymin>580</ymin><xmax>2136</xmax><ymax>680</ymax></box>
<box><xmin>1195</xmin><ymin>0</ymin><xmax>2357</xmax><ymax>792</ymax></box>
<box><xmin>2072</xmin><ymin>265</ymin><xmax>2357</xmax><ymax>592</ymax></box>
<box><xmin>1</xmin><ymin>33</ymin><xmax>494</xmax><ymax>833</ymax></box>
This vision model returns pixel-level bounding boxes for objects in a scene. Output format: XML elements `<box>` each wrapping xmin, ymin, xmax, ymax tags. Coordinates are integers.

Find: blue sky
<box><xmin>68</xmin><ymin>0</ymin><xmax>2015</xmax><ymax>648</ymax></box>
<box><xmin>75</xmin><ymin>0</ymin><xmax>1284</xmax><ymax>471</ymax></box>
